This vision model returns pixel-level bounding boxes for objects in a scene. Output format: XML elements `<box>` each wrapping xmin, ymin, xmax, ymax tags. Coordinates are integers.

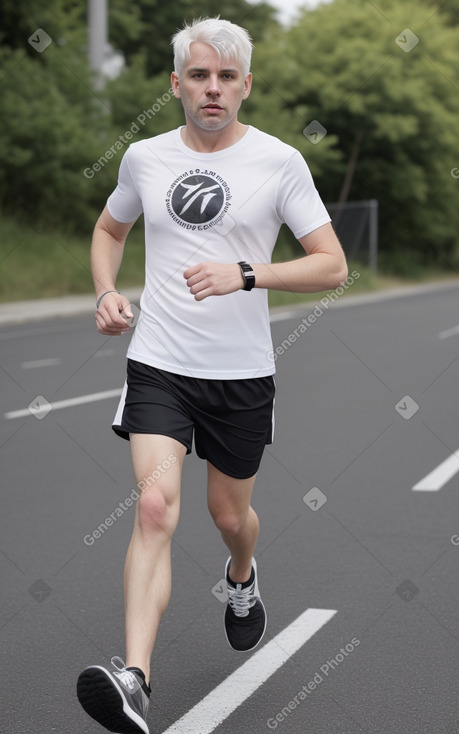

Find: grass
<box><xmin>0</xmin><ymin>216</ymin><xmax>146</xmax><ymax>302</ymax></box>
<box><xmin>0</xmin><ymin>215</ymin><xmax>456</xmax><ymax>304</ymax></box>
<box><xmin>267</xmin><ymin>226</ymin><xmax>457</xmax><ymax>309</ymax></box>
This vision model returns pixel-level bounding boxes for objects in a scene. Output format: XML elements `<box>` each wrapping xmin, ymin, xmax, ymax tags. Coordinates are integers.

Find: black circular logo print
<box><xmin>170</xmin><ymin>174</ymin><xmax>225</xmax><ymax>225</ymax></box>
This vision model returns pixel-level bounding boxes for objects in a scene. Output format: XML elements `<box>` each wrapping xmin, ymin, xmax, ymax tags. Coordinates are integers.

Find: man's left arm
<box><xmin>251</xmin><ymin>222</ymin><xmax>347</xmax><ymax>293</ymax></box>
<box><xmin>184</xmin><ymin>222</ymin><xmax>348</xmax><ymax>301</ymax></box>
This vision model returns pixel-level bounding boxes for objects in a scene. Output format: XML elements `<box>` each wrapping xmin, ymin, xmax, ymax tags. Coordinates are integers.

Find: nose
<box><xmin>206</xmin><ymin>74</ymin><xmax>221</xmax><ymax>97</ymax></box>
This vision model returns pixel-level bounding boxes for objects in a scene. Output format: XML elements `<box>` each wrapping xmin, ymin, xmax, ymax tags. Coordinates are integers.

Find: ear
<box><xmin>171</xmin><ymin>71</ymin><xmax>181</xmax><ymax>99</ymax></box>
<box><xmin>242</xmin><ymin>72</ymin><xmax>252</xmax><ymax>100</ymax></box>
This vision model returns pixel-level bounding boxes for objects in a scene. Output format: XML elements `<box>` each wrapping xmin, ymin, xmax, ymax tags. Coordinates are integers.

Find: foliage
<box><xmin>0</xmin><ymin>215</ymin><xmax>146</xmax><ymax>301</ymax></box>
<box><xmin>0</xmin><ymin>0</ymin><xmax>458</xmax><ymax>283</ymax></box>
<box><xmin>252</xmin><ymin>0</ymin><xmax>459</xmax><ymax>266</ymax></box>
<box><xmin>108</xmin><ymin>0</ymin><xmax>278</xmax><ymax>77</ymax></box>
<box><xmin>0</xmin><ymin>214</ymin><xmax>409</xmax><ymax>304</ymax></box>
<box><xmin>0</xmin><ymin>0</ymin><xmax>83</xmax><ymax>54</ymax></box>
<box><xmin>0</xmin><ymin>0</ymin><xmax>112</xmax><ymax>233</ymax></box>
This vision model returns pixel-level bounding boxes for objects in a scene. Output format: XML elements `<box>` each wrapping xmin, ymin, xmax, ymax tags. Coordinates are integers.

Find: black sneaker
<box><xmin>224</xmin><ymin>557</ymin><xmax>267</xmax><ymax>651</ymax></box>
<box><xmin>77</xmin><ymin>656</ymin><xmax>150</xmax><ymax>733</ymax></box>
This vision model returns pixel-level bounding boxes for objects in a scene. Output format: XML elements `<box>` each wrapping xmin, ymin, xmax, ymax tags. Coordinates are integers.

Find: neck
<box><xmin>181</xmin><ymin>120</ymin><xmax>248</xmax><ymax>153</ymax></box>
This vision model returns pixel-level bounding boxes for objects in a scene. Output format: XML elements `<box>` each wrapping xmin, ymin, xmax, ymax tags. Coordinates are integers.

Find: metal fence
<box><xmin>325</xmin><ymin>199</ymin><xmax>378</xmax><ymax>272</ymax></box>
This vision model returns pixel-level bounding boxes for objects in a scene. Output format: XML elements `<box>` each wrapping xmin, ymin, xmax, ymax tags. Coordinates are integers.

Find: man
<box><xmin>77</xmin><ymin>16</ymin><xmax>347</xmax><ymax>734</ymax></box>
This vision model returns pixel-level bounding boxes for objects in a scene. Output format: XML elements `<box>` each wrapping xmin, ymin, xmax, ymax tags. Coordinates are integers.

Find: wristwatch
<box><xmin>237</xmin><ymin>261</ymin><xmax>256</xmax><ymax>291</ymax></box>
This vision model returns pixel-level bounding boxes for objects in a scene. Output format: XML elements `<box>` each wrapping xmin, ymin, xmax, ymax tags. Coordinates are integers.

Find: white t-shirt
<box><xmin>107</xmin><ymin>126</ymin><xmax>330</xmax><ymax>379</ymax></box>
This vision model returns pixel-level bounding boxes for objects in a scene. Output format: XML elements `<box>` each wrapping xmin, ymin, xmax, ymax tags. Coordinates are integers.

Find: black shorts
<box><xmin>112</xmin><ymin>359</ymin><xmax>276</xmax><ymax>479</ymax></box>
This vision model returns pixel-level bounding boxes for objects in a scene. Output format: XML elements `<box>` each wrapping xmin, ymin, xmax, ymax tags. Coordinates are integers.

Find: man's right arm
<box><xmin>91</xmin><ymin>205</ymin><xmax>138</xmax><ymax>335</ymax></box>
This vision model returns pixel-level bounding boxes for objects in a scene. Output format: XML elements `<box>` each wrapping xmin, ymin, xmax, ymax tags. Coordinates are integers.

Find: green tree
<box><xmin>0</xmin><ymin>0</ymin><xmax>116</xmax><ymax>231</ymax></box>
<box><xmin>253</xmin><ymin>0</ymin><xmax>459</xmax><ymax>268</ymax></box>
<box><xmin>0</xmin><ymin>0</ymin><xmax>83</xmax><ymax>54</ymax></box>
<box><xmin>436</xmin><ymin>0</ymin><xmax>459</xmax><ymax>25</ymax></box>
<box><xmin>109</xmin><ymin>0</ymin><xmax>278</xmax><ymax>77</ymax></box>
<box><xmin>0</xmin><ymin>0</ymin><xmax>281</xmax><ymax>234</ymax></box>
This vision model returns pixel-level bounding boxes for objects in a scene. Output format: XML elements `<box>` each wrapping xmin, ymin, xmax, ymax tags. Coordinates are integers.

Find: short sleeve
<box><xmin>277</xmin><ymin>151</ymin><xmax>330</xmax><ymax>239</ymax></box>
<box><xmin>106</xmin><ymin>149</ymin><xmax>143</xmax><ymax>223</ymax></box>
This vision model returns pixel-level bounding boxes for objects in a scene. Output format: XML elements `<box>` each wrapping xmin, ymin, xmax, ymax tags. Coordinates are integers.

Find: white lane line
<box><xmin>161</xmin><ymin>607</ymin><xmax>337</xmax><ymax>734</ymax></box>
<box><xmin>438</xmin><ymin>325</ymin><xmax>459</xmax><ymax>339</ymax></box>
<box><xmin>21</xmin><ymin>358</ymin><xmax>62</xmax><ymax>369</ymax></box>
<box><xmin>270</xmin><ymin>310</ymin><xmax>299</xmax><ymax>323</ymax></box>
<box><xmin>4</xmin><ymin>388</ymin><xmax>122</xmax><ymax>420</ymax></box>
<box><xmin>412</xmin><ymin>450</ymin><xmax>459</xmax><ymax>491</ymax></box>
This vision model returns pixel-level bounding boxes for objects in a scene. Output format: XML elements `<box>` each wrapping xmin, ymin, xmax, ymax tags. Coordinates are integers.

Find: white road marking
<box><xmin>270</xmin><ymin>310</ymin><xmax>298</xmax><ymax>323</ymax></box>
<box><xmin>412</xmin><ymin>450</ymin><xmax>459</xmax><ymax>491</ymax></box>
<box><xmin>161</xmin><ymin>607</ymin><xmax>337</xmax><ymax>734</ymax></box>
<box><xmin>438</xmin><ymin>325</ymin><xmax>459</xmax><ymax>339</ymax></box>
<box><xmin>4</xmin><ymin>388</ymin><xmax>122</xmax><ymax>420</ymax></box>
<box><xmin>20</xmin><ymin>358</ymin><xmax>62</xmax><ymax>369</ymax></box>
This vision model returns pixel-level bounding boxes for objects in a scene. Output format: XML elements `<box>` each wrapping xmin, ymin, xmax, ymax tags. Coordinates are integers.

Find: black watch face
<box><xmin>239</xmin><ymin>262</ymin><xmax>255</xmax><ymax>290</ymax></box>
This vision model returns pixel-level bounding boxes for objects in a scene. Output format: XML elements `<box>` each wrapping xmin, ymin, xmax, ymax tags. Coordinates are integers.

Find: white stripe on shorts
<box><xmin>113</xmin><ymin>380</ymin><xmax>128</xmax><ymax>429</ymax></box>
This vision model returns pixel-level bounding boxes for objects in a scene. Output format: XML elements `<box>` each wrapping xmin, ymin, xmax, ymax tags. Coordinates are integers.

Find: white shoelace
<box><xmin>227</xmin><ymin>581</ymin><xmax>256</xmax><ymax>617</ymax></box>
<box><xmin>111</xmin><ymin>656</ymin><xmax>138</xmax><ymax>691</ymax></box>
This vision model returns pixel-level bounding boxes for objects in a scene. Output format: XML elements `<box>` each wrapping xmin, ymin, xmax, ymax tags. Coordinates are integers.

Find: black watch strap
<box><xmin>238</xmin><ymin>261</ymin><xmax>256</xmax><ymax>291</ymax></box>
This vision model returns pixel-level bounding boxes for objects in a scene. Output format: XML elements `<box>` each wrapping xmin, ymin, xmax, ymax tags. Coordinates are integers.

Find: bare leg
<box><xmin>206</xmin><ymin>462</ymin><xmax>258</xmax><ymax>583</ymax></box>
<box><xmin>124</xmin><ymin>434</ymin><xmax>187</xmax><ymax>685</ymax></box>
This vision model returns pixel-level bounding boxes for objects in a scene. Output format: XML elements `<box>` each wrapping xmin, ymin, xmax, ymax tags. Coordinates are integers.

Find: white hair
<box><xmin>171</xmin><ymin>17</ymin><xmax>253</xmax><ymax>79</ymax></box>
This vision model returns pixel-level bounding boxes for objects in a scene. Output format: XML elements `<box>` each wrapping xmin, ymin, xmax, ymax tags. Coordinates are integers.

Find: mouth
<box><xmin>203</xmin><ymin>103</ymin><xmax>223</xmax><ymax>112</ymax></box>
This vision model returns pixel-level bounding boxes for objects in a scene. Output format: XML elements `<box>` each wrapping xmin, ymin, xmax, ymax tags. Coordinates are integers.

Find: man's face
<box><xmin>171</xmin><ymin>42</ymin><xmax>252</xmax><ymax>132</ymax></box>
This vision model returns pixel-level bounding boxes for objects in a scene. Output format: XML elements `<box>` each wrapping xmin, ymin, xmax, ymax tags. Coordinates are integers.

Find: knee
<box><xmin>211</xmin><ymin>510</ymin><xmax>244</xmax><ymax>537</ymax></box>
<box><xmin>137</xmin><ymin>485</ymin><xmax>178</xmax><ymax>536</ymax></box>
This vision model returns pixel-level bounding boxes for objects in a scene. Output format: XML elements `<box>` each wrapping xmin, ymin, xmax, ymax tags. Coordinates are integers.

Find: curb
<box><xmin>0</xmin><ymin>288</ymin><xmax>143</xmax><ymax>326</ymax></box>
<box><xmin>0</xmin><ymin>280</ymin><xmax>458</xmax><ymax>327</ymax></box>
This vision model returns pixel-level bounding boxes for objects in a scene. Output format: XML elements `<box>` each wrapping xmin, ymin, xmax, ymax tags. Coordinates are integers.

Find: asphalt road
<box><xmin>1</xmin><ymin>282</ymin><xmax>459</xmax><ymax>734</ymax></box>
